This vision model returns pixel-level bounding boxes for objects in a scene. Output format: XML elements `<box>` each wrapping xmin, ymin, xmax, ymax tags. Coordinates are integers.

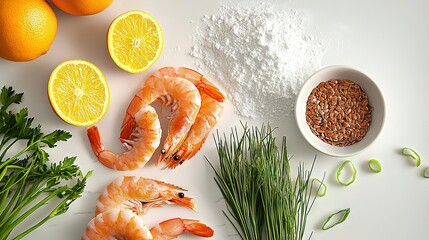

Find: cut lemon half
<box><xmin>48</xmin><ymin>60</ymin><xmax>110</xmax><ymax>126</ymax></box>
<box><xmin>107</xmin><ymin>10</ymin><xmax>164</xmax><ymax>73</ymax></box>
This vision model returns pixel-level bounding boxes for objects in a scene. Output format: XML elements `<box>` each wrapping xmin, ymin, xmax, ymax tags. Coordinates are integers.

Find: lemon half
<box><xmin>107</xmin><ymin>10</ymin><xmax>164</xmax><ymax>73</ymax></box>
<box><xmin>48</xmin><ymin>60</ymin><xmax>110</xmax><ymax>126</ymax></box>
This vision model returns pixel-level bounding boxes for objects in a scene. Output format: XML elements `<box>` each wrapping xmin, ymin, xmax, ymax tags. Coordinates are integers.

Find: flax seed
<box><xmin>305</xmin><ymin>79</ymin><xmax>373</xmax><ymax>147</ymax></box>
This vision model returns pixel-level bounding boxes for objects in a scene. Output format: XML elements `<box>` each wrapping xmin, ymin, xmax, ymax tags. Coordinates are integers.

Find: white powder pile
<box><xmin>191</xmin><ymin>3</ymin><xmax>325</xmax><ymax>120</ymax></box>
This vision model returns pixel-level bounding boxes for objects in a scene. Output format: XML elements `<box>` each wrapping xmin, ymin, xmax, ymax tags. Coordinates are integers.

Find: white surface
<box><xmin>295</xmin><ymin>65</ymin><xmax>386</xmax><ymax>157</ymax></box>
<box><xmin>1</xmin><ymin>0</ymin><xmax>428</xmax><ymax>239</ymax></box>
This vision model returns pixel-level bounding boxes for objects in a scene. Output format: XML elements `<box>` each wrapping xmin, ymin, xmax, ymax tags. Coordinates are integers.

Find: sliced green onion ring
<box><xmin>321</xmin><ymin>208</ymin><xmax>351</xmax><ymax>230</ymax></box>
<box><xmin>423</xmin><ymin>167</ymin><xmax>429</xmax><ymax>178</ymax></box>
<box><xmin>336</xmin><ymin>160</ymin><xmax>357</xmax><ymax>186</ymax></box>
<box><xmin>402</xmin><ymin>147</ymin><xmax>421</xmax><ymax>167</ymax></box>
<box><xmin>368</xmin><ymin>159</ymin><xmax>382</xmax><ymax>173</ymax></box>
<box><xmin>311</xmin><ymin>178</ymin><xmax>327</xmax><ymax>197</ymax></box>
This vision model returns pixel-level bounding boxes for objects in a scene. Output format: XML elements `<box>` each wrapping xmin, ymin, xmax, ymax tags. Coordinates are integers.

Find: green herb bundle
<box><xmin>0</xmin><ymin>86</ymin><xmax>91</xmax><ymax>240</ymax></box>
<box><xmin>209</xmin><ymin>123</ymin><xmax>317</xmax><ymax>240</ymax></box>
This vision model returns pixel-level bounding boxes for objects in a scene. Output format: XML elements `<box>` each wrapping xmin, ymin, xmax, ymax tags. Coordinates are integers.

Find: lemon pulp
<box><xmin>107</xmin><ymin>10</ymin><xmax>164</xmax><ymax>73</ymax></box>
<box><xmin>48</xmin><ymin>60</ymin><xmax>110</xmax><ymax>126</ymax></box>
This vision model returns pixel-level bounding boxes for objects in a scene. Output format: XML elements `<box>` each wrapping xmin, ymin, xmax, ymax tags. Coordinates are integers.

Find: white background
<box><xmin>1</xmin><ymin>0</ymin><xmax>428</xmax><ymax>239</ymax></box>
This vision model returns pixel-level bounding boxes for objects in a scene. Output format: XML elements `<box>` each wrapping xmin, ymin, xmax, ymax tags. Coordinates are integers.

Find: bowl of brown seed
<box><xmin>295</xmin><ymin>65</ymin><xmax>385</xmax><ymax>157</ymax></box>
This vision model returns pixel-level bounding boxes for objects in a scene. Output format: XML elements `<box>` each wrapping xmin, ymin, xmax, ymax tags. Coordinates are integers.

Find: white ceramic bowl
<box><xmin>295</xmin><ymin>65</ymin><xmax>386</xmax><ymax>157</ymax></box>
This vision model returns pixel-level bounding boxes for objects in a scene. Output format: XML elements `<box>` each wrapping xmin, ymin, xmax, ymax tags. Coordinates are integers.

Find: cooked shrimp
<box><xmin>166</xmin><ymin>94</ymin><xmax>224</xmax><ymax>168</ymax></box>
<box><xmin>156</xmin><ymin>67</ymin><xmax>225</xmax><ymax>168</ymax></box>
<box><xmin>82</xmin><ymin>208</ymin><xmax>152</xmax><ymax>240</ymax></box>
<box><xmin>87</xmin><ymin>105</ymin><xmax>161</xmax><ymax>171</ymax></box>
<box><xmin>95</xmin><ymin>176</ymin><xmax>196</xmax><ymax>216</ymax></box>
<box><xmin>157</xmin><ymin>67</ymin><xmax>225</xmax><ymax>103</ymax></box>
<box><xmin>82</xmin><ymin>209</ymin><xmax>214</xmax><ymax>240</ymax></box>
<box><xmin>150</xmin><ymin>218</ymin><xmax>214</xmax><ymax>240</ymax></box>
<box><xmin>120</xmin><ymin>73</ymin><xmax>201</xmax><ymax>165</ymax></box>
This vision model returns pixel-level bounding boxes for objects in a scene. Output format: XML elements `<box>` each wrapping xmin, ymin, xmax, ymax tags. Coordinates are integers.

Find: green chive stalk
<box><xmin>209</xmin><ymin>123</ymin><xmax>317</xmax><ymax>240</ymax></box>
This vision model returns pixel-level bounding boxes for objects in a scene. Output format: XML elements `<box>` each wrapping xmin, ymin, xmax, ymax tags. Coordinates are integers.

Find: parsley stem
<box><xmin>0</xmin><ymin>182</ymin><xmax>46</xmax><ymax>231</ymax></box>
<box><xmin>0</xmin><ymin>165</ymin><xmax>26</xmax><ymax>183</ymax></box>
<box><xmin>12</xmin><ymin>205</ymin><xmax>59</xmax><ymax>240</ymax></box>
<box><xmin>0</xmin><ymin>186</ymin><xmax>67</xmax><ymax>239</ymax></box>
<box><xmin>0</xmin><ymin>138</ymin><xmax>18</xmax><ymax>161</ymax></box>
<box><xmin>3</xmin><ymin>175</ymin><xmax>51</xmax><ymax>223</ymax></box>
<box><xmin>0</xmin><ymin>142</ymin><xmax>38</xmax><ymax>169</ymax></box>
<box><xmin>0</xmin><ymin>172</ymin><xmax>25</xmax><ymax>222</ymax></box>
<box><xmin>0</xmin><ymin>173</ymin><xmax>20</xmax><ymax>219</ymax></box>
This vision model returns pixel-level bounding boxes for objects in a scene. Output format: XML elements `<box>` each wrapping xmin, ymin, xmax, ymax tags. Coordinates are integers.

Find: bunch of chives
<box><xmin>209</xmin><ymin>123</ymin><xmax>317</xmax><ymax>240</ymax></box>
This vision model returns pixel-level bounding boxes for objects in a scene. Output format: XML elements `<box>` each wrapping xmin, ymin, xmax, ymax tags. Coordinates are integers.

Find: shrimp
<box><xmin>95</xmin><ymin>176</ymin><xmax>196</xmax><ymax>216</ymax></box>
<box><xmin>166</xmin><ymin>94</ymin><xmax>224</xmax><ymax>168</ymax></box>
<box><xmin>150</xmin><ymin>218</ymin><xmax>214</xmax><ymax>240</ymax></box>
<box><xmin>81</xmin><ymin>209</ymin><xmax>214</xmax><ymax>240</ymax></box>
<box><xmin>157</xmin><ymin>67</ymin><xmax>225</xmax><ymax>103</ymax></box>
<box><xmin>82</xmin><ymin>208</ymin><xmax>152</xmax><ymax>240</ymax></box>
<box><xmin>87</xmin><ymin>105</ymin><xmax>161</xmax><ymax>171</ymax></box>
<box><xmin>156</xmin><ymin>67</ymin><xmax>225</xmax><ymax>168</ymax></box>
<box><xmin>120</xmin><ymin>73</ymin><xmax>201</xmax><ymax>165</ymax></box>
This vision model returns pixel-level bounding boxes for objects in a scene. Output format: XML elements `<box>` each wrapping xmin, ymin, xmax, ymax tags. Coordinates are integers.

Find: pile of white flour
<box><xmin>191</xmin><ymin>3</ymin><xmax>325</xmax><ymax>120</ymax></box>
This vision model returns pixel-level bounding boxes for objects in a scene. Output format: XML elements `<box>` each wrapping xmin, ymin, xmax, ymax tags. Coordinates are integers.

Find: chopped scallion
<box><xmin>336</xmin><ymin>160</ymin><xmax>357</xmax><ymax>186</ymax></box>
<box><xmin>368</xmin><ymin>159</ymin><xmax>382</xmax><ymax>173</ymax></box>
<box><xmin>312</xmin><ymin>178</ymin><xmax>327</xmax><ymax>197</ymax></box>
<box><xmin>321</xmin><ymin>208</ymin><xmax>351</xmax><ymax>230</ymax></box>
<box><xmin>402</xmin><ymin>147</ymin><xmax>421</xmax><ymax>167</ymax></box>
<box><xmin>423</xmin><ymin>167</ymin><xmax>429</xmax><ymax>178</ymax></box>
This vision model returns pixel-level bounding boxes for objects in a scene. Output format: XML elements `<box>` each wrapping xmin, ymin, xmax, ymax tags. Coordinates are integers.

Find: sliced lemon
<box><xmin>48</xmin><ymin>60</ymin><xmax>110</xmax><ymax>126</ymax></box>
<box><xmin>107</xmin><ymin>10</ymin><xmax>164</xmax><ymax>73</ymax></box>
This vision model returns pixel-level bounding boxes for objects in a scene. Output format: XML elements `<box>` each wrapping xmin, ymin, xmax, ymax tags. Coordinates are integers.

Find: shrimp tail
<box><xmin>181</xmin><ymin>219</ymin><xmax>215</xmax><ymax>237</ymax></box>
<box><xmin>119</xmin><ymin>117</ymin><xmax>136</xmax><ymax>149</ymax></box>
<box><xmin>87</xmin><ymin>126</ymin><xmax>116</xmax><ymax>169</ymax></box>
<box><xmin>150</xmin><ymin>218</ymin><xmax>214</xmax><ymax>239</ymax></box>
<box><xmin>120</xmin><ymin>92</ymin><xmax>144</xmax><ymax>144</ymax></box>
<box><xmin>87</xmin><ymin>126</ymin><xmax>104</xmax><ymax>155</ymax></box>
<box><xmin>174</xmin><ymin>66</ymin><xmax>225</xmax><ymax>103</ymax></box>
<box><xmin>120</xmin><ymin>113</ymin><xmax>136</xmax><ymax>146</ymax></box>
<box><xmin>196</xmin><ymin>76</ymin><xmax>225</xmax><ymax>103</ymax></box>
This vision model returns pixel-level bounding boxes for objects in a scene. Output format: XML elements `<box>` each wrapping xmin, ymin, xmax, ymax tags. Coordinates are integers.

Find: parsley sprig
<box><xmin>0</xmin><ymin>86</ymin><xmax>91</xmax><ymax>240</ymax></box>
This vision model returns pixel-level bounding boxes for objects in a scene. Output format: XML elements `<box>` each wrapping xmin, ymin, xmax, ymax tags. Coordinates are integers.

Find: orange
<box><xmin>51</xmin><ymin>0</ymin><xmax>113</xmax><ymax>16</ymax></box>
<box><xmin>107</xmin><ymin>10</ymin><xmax>164</xmax><ymax>73</ymax></box>
<box><xmin>48</xmin><ymin>60</ymin><xmax>110</xmax><ymax>127</ymax></box>
<box><xmin>0</xmin><ymin>0</ymin><xmax>57</xmax><ymax>62</ymax></box>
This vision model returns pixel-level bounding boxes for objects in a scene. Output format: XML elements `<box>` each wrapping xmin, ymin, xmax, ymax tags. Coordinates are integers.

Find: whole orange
<box><xmin>51</xmin><ymin>0</ymin><xmax>113</xmax><ymax>16</ymax></box>
<box><xmin>0</xmin><ymin>0</ymin><xmax>57</xmax><ymax>62</ymax></box>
